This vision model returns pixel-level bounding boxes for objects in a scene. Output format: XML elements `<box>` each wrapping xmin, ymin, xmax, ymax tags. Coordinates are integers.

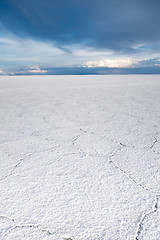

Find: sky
<box><xmin>0</xmin><ymin>0</ymin><xmax>160</xmax><ymax>74</ymax></box>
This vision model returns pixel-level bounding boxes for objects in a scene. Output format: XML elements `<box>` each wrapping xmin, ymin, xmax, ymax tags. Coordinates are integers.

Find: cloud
<box><xmin>69</xmin><ymin>45</ymin><xmax>114</xmax><ymax>57</ymax></box>
<box><xmin>0</xmin><ymin>36</ymin><xmax>65</xmax><ymax>58</ymax></box>
<box><xmin>27</xmin><ymin>66</ymin><xmax>47</xmax><ymax>73</ymax></box>
<box><xmin>83</xmin><ymin>58</ymin><xmax>138</xmax><ymax>68</ymax></box>
<box><xmin>8</xmin><ymin>58</ymin><xmax>160</xmax><ymax>75</ymax></box>
<box><xmin>12</xmin><ymin>66</ymin><xmax>47</xmax><ymax>75</ymax></box>
<box><xmin>82</xmin><ymin>57</ymin><xmax>160</xmax><ymax>69</ymax></box>
<box><xmin>138</xmin><ymin>58</ymin><xmax>160</xmax><ymax>67</ymax></box>
<box><xmin>0</xmin><ymin>0</ymin><xmax>160</xmax><ymax>54</ymax></box>
<box><xmin>0</xmin><ymin>35</ymin><xmax>68</xmax><ymax>69</ymax></box>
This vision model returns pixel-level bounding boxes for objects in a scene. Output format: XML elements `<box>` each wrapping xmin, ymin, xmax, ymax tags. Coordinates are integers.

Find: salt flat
<box><xmin>0</xmin><ymin>75</ymin><xmax>160</xmax><ymax>240</ymax></box>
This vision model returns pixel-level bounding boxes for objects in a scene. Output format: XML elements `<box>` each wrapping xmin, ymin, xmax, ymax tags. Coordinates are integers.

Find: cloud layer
<box><xmin>83</xmin><ymin>59</ymin><xmax>138</xmax><ymax>68</ymax></box>
<box><xmin>0</xmin><ymin>0</ymin><xmax>160</xmax><ymax>53</ymax></box>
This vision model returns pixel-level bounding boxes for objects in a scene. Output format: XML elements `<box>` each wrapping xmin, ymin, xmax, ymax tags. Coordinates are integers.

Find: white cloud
<box><xmin>0</xmin><ymin>69</ymin><xmax>5</xmax><ymax>74</ymax></box>
<box><xmin>0</xmin><ymin>36</ymin><xmax>66</xmax><ymax>68</ymax></box>
<box><xmin>27</xmin><ymin>66</ymin><xmax>47</xmax><ymax>73</ymax></box>
<box><xmin>132</xmin><ymin>42</ymin><xmax>145</xmax><ymax>49</ymax></box>
<box><xmin>68</xmin><ymin>45</ymin><xmax>114</xmax><ymax>57</ymax></box>
<box><xmin>83</xmin><ymin>58</ymin><xmax>138</xmax><ymax>68</ymax></box>
<box><xmin>0</xmin><ymin>37</ymin><xmax>64</xmax><ymax>56</ymax></box>
<box><xmin>12</xmin><ymin>66</ymin><xmax>48</xmax><ymax>75</ymax></box>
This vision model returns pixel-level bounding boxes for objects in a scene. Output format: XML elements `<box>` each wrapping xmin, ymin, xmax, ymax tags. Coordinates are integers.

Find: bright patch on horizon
<box><xmin>83</xmin><ymin>59</ymin><xmax>138</xmax><ymax>68</ymax></box>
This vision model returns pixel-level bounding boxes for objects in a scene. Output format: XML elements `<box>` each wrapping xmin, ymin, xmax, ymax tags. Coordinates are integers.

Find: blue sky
<box><xmin>0</xmin><ymin>0</ymin><xmax>160</xmax><ymax>74</ymax></box>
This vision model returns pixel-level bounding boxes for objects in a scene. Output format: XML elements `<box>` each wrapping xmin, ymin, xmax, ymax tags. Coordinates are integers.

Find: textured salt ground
<box><xmin>0</xmin><ymin>75</ymin><xmax>160</xmax><ymax>240</ymax></box>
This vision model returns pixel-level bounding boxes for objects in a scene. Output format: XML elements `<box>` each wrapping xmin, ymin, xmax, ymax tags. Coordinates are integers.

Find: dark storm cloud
<box><xmin>0</xmin><ymin>0</ymin><xmax>160</xmax><ymax>52</ymax></box>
